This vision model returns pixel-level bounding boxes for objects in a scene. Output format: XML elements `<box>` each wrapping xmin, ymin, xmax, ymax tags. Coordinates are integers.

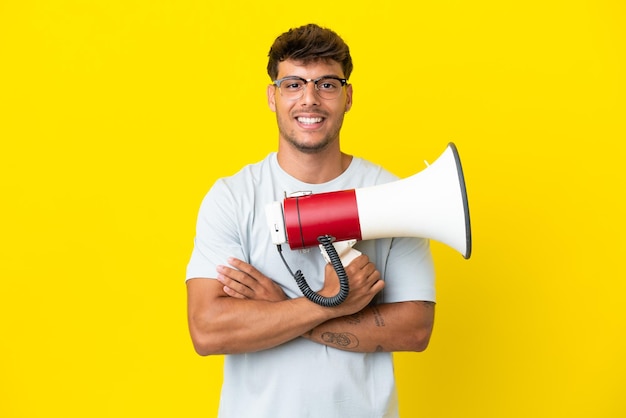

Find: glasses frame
<box><xmin>272</xmin><ymin>75</ymin><xmax>348</xmax><ymax>100</ymax></box>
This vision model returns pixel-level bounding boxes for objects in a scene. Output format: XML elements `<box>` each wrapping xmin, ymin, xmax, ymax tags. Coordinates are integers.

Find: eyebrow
<box><xmin>278</xmin><ymin>74</ymin><xmax>345</xmax><ymax>80</ymax></box>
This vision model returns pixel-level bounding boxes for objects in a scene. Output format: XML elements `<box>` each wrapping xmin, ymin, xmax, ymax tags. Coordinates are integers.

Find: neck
<box><xmin>277</xmin><ymin>145</ymin><xmax>352</xmax><ymax>184</ymax></box>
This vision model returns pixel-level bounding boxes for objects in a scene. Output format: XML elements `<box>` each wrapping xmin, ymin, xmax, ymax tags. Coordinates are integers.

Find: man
<box><xmin>186</xmin><ymin>23</ymin><xmax>436</xmax><ymax>418</ymax></box>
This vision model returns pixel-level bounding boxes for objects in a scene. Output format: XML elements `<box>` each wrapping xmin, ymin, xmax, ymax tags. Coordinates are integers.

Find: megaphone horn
<box><xmin>356</xmin><ymin>142</ymin><xmax>472</xmax><ymax>259</ymax></box>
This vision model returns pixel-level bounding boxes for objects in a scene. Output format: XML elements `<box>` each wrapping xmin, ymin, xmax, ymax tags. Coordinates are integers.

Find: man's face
<box><xmin>267</xmin><ymin>59</ymin><xmax>353</xmax><ymax>154</ymax></box>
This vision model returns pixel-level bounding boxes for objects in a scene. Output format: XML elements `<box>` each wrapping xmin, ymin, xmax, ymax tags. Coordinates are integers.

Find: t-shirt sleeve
<box><xmin>185</xmin><ymin>180</ymin><xmax>247</xmax><ymax>281</ymax></box>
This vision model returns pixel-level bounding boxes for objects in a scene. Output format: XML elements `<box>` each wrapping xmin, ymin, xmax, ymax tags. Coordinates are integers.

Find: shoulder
<box><xmin>194</xmin><ymin>154</ymin><xmax>275</xmax><ymax>216</ymax></box>
<box><xmin>206</xmin><ymin>153</ymin><xmax>276</xmax><ymax>195</ymax></box>
<box><xmin>220</xmin><ymin>153</ymin><xmax>275</xmax><ymax>187</ymax></box>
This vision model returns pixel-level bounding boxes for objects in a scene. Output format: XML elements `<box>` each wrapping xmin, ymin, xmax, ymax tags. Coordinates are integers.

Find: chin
<box><xmin>285</xmin><ymin>135</ymin><xmax>335</xmax><ymax>154</ymax></box>
<box><xmin>295</xmin><ymin>143</ymin><xmax>330</xmax><ymax>154</ymax></box>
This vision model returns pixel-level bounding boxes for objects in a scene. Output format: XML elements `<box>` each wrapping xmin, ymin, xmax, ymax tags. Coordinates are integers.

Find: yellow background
<box><xmin>1</xmin><ymin>1</ymin><xmax>625</xmax><ymax>417</ymax></box>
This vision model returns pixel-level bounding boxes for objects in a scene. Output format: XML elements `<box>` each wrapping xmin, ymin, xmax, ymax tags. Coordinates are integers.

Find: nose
<box><xmin>300</xmin><ymin>81</ymin><xmax>320</xmax><ymax>105</ymax></box>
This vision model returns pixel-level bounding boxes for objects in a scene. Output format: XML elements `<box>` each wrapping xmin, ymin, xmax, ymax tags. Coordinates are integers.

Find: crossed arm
<box><xmin>186</xmin><ymin>255</ymin><xmax>434</xmax><ymax>355</ymax></box>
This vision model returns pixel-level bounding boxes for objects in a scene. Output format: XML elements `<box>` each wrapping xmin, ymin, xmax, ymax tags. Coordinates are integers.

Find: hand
<box><xmin>320</xmin><ymin>254</ymin><xmax>385</xmax><ymax>315</ymax></box>
<box><xmin>216</xmin><ymin>257</ymin><xmax>287</xmax><ymax>302</ymax></box>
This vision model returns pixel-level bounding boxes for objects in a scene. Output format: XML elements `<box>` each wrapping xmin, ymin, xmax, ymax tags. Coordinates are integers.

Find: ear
<box><xmin>344</xmin><ymin>83</ymin><xmax>353</xmax><ymax>113</ymax></box>
<box><xmin>267</xmin><ymin>84</ymin><xmax>277</xmax><ymax>112</ymax></box>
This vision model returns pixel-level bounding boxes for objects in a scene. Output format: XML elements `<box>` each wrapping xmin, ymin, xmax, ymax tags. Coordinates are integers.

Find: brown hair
<box><xmin>267</xmin><ymin>24</ymin><xmax>353</xmax><ymax>80</ymax></box>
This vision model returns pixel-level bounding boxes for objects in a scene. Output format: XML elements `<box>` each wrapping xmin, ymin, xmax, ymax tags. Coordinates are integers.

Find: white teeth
<box><xmin>297</xmin><ymin>117</ymin><xmax>323</xmax><ymax>124</ymax></box>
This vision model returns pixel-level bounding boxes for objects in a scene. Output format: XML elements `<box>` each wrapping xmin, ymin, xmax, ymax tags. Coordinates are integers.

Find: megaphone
<box><xmin>265</xmin><ymin>142</ymin><xmax>472</xmax><ymax>307</ymax></box>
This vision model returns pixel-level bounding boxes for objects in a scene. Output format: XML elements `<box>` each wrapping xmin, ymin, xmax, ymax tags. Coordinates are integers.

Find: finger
<box><xmin>217</xmin><ymin>273</ymin><xmax>254</xmax><ymax>298</ymax></box>
<box><xmin>346</xmin><ymin>254</ymin><xmax>370</xmax><ymax>269</ymax></box>
<box><xmin>369</xmin><ymin>270</ymin><xmax>382</xmax><ymax>286</ymax></box>
<box><xmin>217</xmin><ymin>264</ymin><xmax>257</xmax><ymax>287</ymax></box>
<box><xmin>371</xmin><ymin>278</ymin><xmax>385</xmax><ymax>293</ymax></box>
<box><xmin>360</xmin><ymin>261</ymin><xmax>377</xmax><ymax>277</ymax></box>
<box><xmin>344</xmin><ymin>256</ymin><xmax>372</xmax><ymax>276</ymax></box>
<box><xmin>222</xmin><ymin>285</ymin><xmax>247</xmax><ymax>299</ymax></box>
<box><xmin>228</xmin><ymin>257</ymin><xmax>264</xmax><ymax>280</ymax></box>
<box><xmin>345</xmin><ymin>263</ymin><xmax>375</xmax><ymax>282</ymax></box>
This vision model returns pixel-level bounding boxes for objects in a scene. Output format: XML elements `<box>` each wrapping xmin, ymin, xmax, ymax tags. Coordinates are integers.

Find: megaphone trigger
<box><xmin>319</xmin><ymin>239</ymin><xmax>361</xmax><ymax>265</ymax></box>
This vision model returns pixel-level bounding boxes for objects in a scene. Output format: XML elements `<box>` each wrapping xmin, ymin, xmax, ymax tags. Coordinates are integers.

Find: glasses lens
<box><xmin>278</xmin><ymin>78</ymin><xmax>306</xmax><ymax>99</ymax></box>
<box><xmin>315</xmin><ymin>78</ymin><xmax>344</xmax><ymax>99</ymax></box>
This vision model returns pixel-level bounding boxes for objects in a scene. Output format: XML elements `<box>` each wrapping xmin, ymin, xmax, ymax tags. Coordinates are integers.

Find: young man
<box><xmin>186</xmin><ymin>23</ymin><xmax>436</xmax><ymax>418</ymax></box>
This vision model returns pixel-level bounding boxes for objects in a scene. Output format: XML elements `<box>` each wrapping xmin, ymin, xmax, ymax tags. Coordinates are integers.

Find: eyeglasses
<box><xmin>273</xmin><ymin>76</ymin><xmax>348</xmax><ymax>100</ymax></box>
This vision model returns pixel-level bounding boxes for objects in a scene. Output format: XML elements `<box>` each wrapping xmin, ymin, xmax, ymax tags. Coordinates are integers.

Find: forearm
<box><xmin>193</xmin><ymin>297</ymin><xmax>334</xmax><ymax>355</ymax></box>
<box><xmin>187</xmin><ymin>279</ymin><xmax>335</xmax><ymax>355</ymax></box>
<box><xmin>302</xmin><ymin>301</ymin><xmax>435</xmax><ymax>353</ymax></box>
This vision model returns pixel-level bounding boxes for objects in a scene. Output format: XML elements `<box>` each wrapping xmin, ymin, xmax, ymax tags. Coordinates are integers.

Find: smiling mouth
<box><xmin>297</xmin><ymin>116</ymin><xmax>324</xmax><ymax>125</ymax></box>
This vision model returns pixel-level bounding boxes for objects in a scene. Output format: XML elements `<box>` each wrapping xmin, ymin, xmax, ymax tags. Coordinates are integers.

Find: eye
<box><xmin>281</xmin><ymin>79</ymin><xmax>305</xmax><ymax>90</ymax></box>
<box><xmin>317</xmin><ymin>78</ymin><xmax>341</xmax><ymax>90</ymax></box>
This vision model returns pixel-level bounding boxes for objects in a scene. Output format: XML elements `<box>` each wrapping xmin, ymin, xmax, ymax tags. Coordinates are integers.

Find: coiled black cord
<box><xmin>277</xmin><ymin>235</ymin><xmax>350</xmax><ymax>307</ymax></box>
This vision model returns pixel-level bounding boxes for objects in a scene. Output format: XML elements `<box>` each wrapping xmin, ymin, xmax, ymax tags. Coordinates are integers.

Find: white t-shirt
<box><xmin>187</xmin><ymin>153</ymin><xmax>435</xmax><ymax>418</ymax></box>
